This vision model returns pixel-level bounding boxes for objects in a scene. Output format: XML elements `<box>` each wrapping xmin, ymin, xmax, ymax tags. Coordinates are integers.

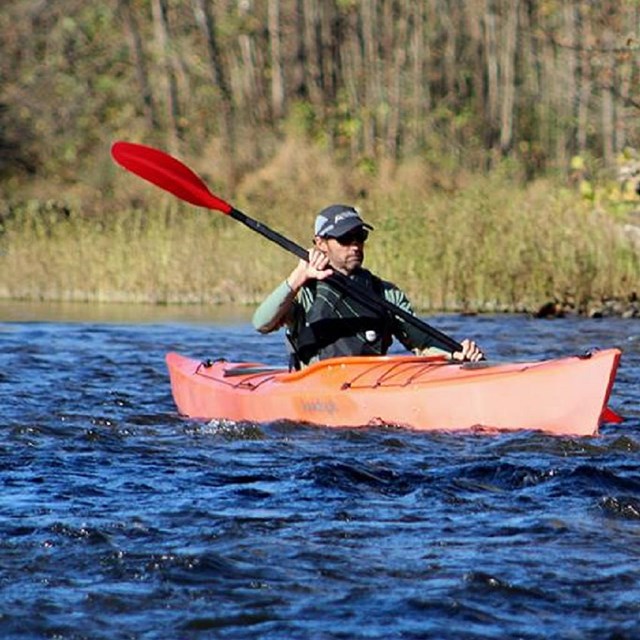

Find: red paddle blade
<box><xmin>111</xmin><ymin>141</ymin><xmax>232</xmax><ymax>214</ymax></box>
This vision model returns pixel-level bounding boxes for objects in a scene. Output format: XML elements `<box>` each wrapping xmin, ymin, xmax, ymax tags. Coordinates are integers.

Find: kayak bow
<box><xmin>166</xmin><ymin>348</ymin><xmax>622</xmax><ymax>436</ymax></box>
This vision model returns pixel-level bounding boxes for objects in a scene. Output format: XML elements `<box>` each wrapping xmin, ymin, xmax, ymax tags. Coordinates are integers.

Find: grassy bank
<box><xmin>1</xmin><ymin>142</ymin><xmax>639</xmax><ymax>313</ymax></box>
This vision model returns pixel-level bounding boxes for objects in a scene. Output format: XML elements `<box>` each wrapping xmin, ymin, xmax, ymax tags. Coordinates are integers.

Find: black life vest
<box><xmin>288</xmin><ymin>269</ymin><xmax>394</xmax><ymax>368</ymax></box>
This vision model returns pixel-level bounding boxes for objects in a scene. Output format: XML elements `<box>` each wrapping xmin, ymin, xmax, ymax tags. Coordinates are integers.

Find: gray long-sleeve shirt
<box><xmin>252</xmin><ymin>276</ymin><xmax>451</xmax><ymax>359</ymax></box>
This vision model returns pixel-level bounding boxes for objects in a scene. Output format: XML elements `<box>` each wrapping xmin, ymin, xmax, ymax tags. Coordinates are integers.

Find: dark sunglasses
<box><xmin>334</xmin><ymin>229</ymin><xmax>369</xmax><ymax>245</ymax></box>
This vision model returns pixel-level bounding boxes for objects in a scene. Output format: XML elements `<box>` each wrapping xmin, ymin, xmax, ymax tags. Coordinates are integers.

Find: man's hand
<box><xmin>286</xmin><ymin>248</ymin><xmax>333</xmax><ymax>292</ymax></box>
<box><xmin>451</xmin><ymin>338</ymin><xmax>484</xmax><ymax>362</ymax></box>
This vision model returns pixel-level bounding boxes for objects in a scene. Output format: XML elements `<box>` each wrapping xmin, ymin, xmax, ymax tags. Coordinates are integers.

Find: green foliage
<box><xmin>285</xmin><ymin>102</ymin><xmax>319</xmax><ymax>140</ymax></box>
<box><xmin>1</xmin><ymin>0</ymin><xmax>638</xmax><ymax>182</ymax></box>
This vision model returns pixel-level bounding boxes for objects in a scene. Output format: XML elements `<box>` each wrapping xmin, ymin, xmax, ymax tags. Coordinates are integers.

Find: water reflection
<box><xmin>0</xmin><ymin>299</ymin><xmax>253</xmax><ymax>324</ymax></box>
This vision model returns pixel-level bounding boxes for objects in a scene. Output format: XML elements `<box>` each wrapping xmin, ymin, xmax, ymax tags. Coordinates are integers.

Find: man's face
<box><xmin>315</xmin><ymin>227</ymin><xmax>368</xmax><ymax>275</ymax></box>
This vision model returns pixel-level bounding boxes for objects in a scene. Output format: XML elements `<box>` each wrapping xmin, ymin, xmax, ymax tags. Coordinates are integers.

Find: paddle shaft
<box><xmin>229</xmin><ymin>208</ymin><xmax>463</xmax><ymax>353</ymax></box>
<box><xmin>110</xmin><ymin>141</ymin><xmax>462</xmax><ymax>353</ymax></box>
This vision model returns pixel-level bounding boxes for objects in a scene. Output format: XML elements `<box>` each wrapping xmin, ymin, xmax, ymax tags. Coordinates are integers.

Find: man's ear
<box><xmin>314</xmin><ymin>236</ymin><xmax>328</xmax><ymax>250</ymax></box>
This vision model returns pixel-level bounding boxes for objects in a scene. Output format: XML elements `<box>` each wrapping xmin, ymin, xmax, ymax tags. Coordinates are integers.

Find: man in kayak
<box><xmin>253</xmin><ymin>204</ymin><xmax>484</xmax><ymax>368</ymax></box>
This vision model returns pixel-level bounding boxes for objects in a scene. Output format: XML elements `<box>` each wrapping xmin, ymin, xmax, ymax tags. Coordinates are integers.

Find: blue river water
<box><xmin>1</xmin><ymin>303</ymin><xmax>640</xmax><ymax>639</ymax></box>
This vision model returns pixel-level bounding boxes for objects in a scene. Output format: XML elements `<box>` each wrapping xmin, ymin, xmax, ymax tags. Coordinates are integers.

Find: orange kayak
<box><xmin>166</xmin><ymin>348</ymin><xmax>622</xmax><ymax>436</ymax></box>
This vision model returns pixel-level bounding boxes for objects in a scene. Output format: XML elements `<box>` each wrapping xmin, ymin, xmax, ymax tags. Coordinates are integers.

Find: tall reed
<box><xmin>363</xmin><ymin>173</ymin><xmax>638</xmax><ymax>312</ymax></box>
<box><xmin>1</xmin><ymin>154</ymin><xmax>638</xmax><ymax>312</ymax></box>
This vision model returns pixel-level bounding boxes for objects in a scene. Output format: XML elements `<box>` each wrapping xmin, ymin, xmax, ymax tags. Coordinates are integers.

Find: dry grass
<box><xmin>364</xmin><ymin>174</ymin><xmax>639</xmax><ymax>312</ymax></box>
<box><xmin>1</xmin><ymin>137</ymin><xmax>638</xmax><ymax>312</ymax></box>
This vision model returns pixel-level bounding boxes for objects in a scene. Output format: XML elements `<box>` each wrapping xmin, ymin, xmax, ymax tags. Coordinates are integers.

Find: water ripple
<box><xmin>1</xmin><ymin>314</ymin><xmax>640</xmax><ymax>639</ymax></box>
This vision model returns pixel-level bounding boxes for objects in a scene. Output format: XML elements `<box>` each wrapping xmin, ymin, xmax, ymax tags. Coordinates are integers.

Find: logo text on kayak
<box><xmin>300</xmin><ymin>398</ymin><xmax>338</xmax><ymax>415</ymax></box>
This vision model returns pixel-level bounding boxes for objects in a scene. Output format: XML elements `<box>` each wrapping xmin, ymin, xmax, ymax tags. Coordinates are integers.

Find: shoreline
<box><xmin>2</xmin><ymin>295</ymin><xmax>639</xmax><ymax>325</ymax></box>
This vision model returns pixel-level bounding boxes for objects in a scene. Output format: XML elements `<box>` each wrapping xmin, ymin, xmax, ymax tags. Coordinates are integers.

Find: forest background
<box><xmin>1</xmin><ymin>0</ymin><xmax>640</xmax><ymax>314</ymax></box>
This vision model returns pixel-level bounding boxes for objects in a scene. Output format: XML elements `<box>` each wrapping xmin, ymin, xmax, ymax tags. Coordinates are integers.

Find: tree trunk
<box><xmin>292</xmin><ymin>0</ymin><xmax>307</xmax><ymax>99</ymax></box>
<box><xmin>600</xmin><ymin>28</ymin><xmax>615</xmax><ymax>167</ymax></box>
<box><xmin>386</xmin><ymin>0</ymin><xmax>409</xmax><ymax>158</ymax></box>
<box><xmin>236</xmin><ymin>0</ymin><xmax>269</xmax><ymax>123</ymax></box>
<box><xmin>362</xmin><ymin>0</ymin><xmax>380</xmax><ymax>157</ymax></box>
<box><xmin>441</xmin><ymin>1</ymin><xmax>457</xmax><ymax>99</ymax></box>
<box><xmin>408</xmin><ymin>1</ymin><xmax>428</xmax><ymax>150</ymax></box>
<box><xmin>192</xmin><ymin>0</ymin><xmax>236</xmax><ymax>180</ymax></box>
<box><xmin>118</xmin><ymin>0</ymin><xmax>160</xmax><ymax>130</ymax></box>
<box><xmin>576</xmin><ymin>1</ymin><xmax>591</xmax><ymax>154</ymax></box>
<box><xmin>151</xmin><ymin>0</ymin><xmax>182</xmax><ymax>152</ymax></box>
<box><xmin>483</xmin><ymin>0</ymin><xmax>499</xmax><ymax>152</ymax></box>
<box><xmin>463</xmin><ymin>2</ymin><xmax>485</xmax><ymax>122</ymax></box>
<box><xmin>499</xmin><ymin>0</ymin><xmax>519</xmax><ymax>155</ymax></box>
<box><xmin>562</xmin><ymin>1</ymin><xmax>578</xmax><ymax>161</ymax></box>
<box><xmin>302</xmin><ymin>0</ymin><xmax>324</xmax><ymax>108</ymax></box>
<box><xmin>340</xmin><ymin>8</ymin><xmax>364</xmax><ymax>157</ymax></box>
<box><xmin>268</xmin><ymin>0</ymin><xmax>285</xmax><ymax>120</ymax></box>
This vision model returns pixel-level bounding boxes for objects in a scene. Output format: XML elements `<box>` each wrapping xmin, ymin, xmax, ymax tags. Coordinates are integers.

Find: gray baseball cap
<box><xmin>314</xmin><ymin>204</ymin><xmax>374</xmax><ymax>238</ymax></box>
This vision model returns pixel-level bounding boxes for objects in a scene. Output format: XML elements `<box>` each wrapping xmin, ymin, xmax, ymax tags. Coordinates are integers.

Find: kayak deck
<box><xmin>166</xmin><ymin>349</ymin><xmax>622</xmax><ymax>437</ymax></box>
